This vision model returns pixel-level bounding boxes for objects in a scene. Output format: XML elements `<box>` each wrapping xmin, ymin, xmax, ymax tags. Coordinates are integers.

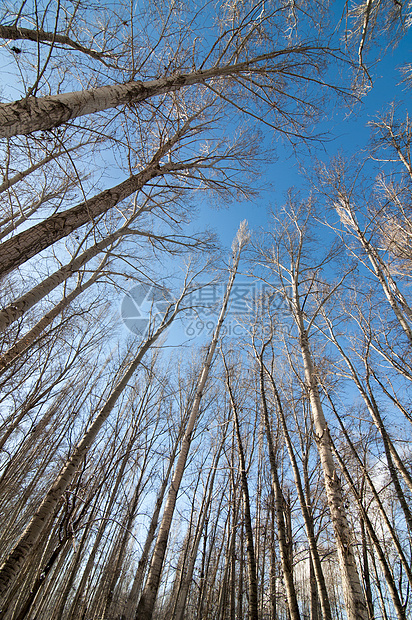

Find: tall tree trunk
<box><xmin>325</xmin><ymin>390</ymin><xmax>412</xmax><ymax>590</ymax></box>
<box><xmin>335</xmin><ymin>199</ymin><xmax>412</xmax><ymax>345</ymax></box>
<box><xmin>257</xmin><ymin>352</ymin><xmax>301</xmax><ymax>620</ymax></box>
<box><xmin>0</xmin><ymin>297</ymin><xmax>182</xmax><ymax>611</ymax></box>
<box><xmin>223</xmin><ymin>356</ymin><xmax>259</xmax><ymax>620</ymax></box>
<box><xmin>269</xmin><ymin>489</ymin><xmax>277</xmax><ymax>620</ymax></box>
<box><xmin>0</xmin><ymin>132</ymin><xmax>189</xmax><ymax>277</ymax></box>
<box><xmin>331</xmin><ymin>436</ymin><xmax>407</xmax><ymax>620</ymax></box>
<box><xmin>256</xmin><ymin>346</ymin><xmax>332</xmax><ymax>620</ymax></box>
<box><xmin>360</xmin><ymin>517</ymin><xmax>374</xmax><ymax>620</ymax></box>
<box><xmin>292</xmin><ymin>272</ymin><xmax>368</xmax><ymax>620</ymax></box>
<box><xmin>172</xmin><ymin>434</ymin><xmax>225</xmax><ymax>620</ymax></box>
<box><xmin>135</xmin><ymin>221</ymin><xmax>249</xmax><ymax>620</ymax></box>
<box><xmin>122</xmin><ymin>430</ymin><xmax>181</xmax><ymax>620</ymax></box>
<box><xmin>69</xmin><ymin>413</ymin><xmax>147</xmax><ymax>620</ymax></box>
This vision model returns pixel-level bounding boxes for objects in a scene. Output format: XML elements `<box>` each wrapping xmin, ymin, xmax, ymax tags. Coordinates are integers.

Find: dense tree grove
<box><xmin>0</xmin><ymin>1</ymin><xmax>411</xmax><ymax>619</ymax></box>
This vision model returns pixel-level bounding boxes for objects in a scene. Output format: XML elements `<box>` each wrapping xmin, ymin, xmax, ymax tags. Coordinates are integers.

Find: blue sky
<box><xmin>0</xmin><ymin>10</ymin><xmax>411</xmax><ymax>350</ymax></box>
<box><xmin>196</xmin><ymin>33</ymin><xmax>412</xmax><ymax>252</ymax></box>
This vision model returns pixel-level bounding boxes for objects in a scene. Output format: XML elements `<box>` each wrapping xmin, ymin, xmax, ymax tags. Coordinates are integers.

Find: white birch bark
<box><xmin>335</xmin><ymin>198</ymin><xmax>412</xmax><ymax>345</ymax></box>
<box><xmin>0</xmin><ymin>295</ymin><xmax>183</xmax><ymax>611</ymax></box>
<box><xmin>135</xmin><ymin>221</ymin><xmax>249</xmax><ymax>620</ymax></box>
<box><xmin>292</xmin><ymin>274</ymin><xmax>368</xmax><ymax>620</ymax></box>
<box><xmin>0</xmin><ymin>48</ymin><xmax>314</xmax><ymax>138</ymax></box>
<box><xmin>0</xmin><ymin>154</ymin><xmax>188</xmax><ymax>277</ymax></box>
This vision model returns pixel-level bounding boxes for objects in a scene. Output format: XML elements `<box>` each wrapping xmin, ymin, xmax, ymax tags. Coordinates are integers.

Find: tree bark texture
<box><xmin>0</xmin><ymin>158</ymin><xmax>185</xmax><ymax>277</ymax></box>
<box><xmin>0</xmin><ymin>50</ymin><xmax>315</xmax><ymax>138</ymax></box>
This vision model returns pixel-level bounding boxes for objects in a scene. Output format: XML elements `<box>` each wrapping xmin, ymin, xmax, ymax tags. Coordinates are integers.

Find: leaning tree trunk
<box><xmin>256</xmin><ymin>347</ymin><xmax>332</xmax><ymax>620</ymax></box>
<box><xmin>325</xmin><ymin>391</ymin><xmax>412</xmax><ymax>591</ymax></box>
<box><xmin>0</xmin><ymin>260</ymin><xmax>105</xmax><ymax>373</ymax></box>
<box><xmin>0</xmin><ymin>52</ymin><xmax>310</xmax><ymax>138</ymax></box>
<box><xmin>335</xmin><ymin>199</ymin><xmax>412</xmax><ymax>345</ymax></box>
<box><xmin>323</xmin><ymin>315</ymin><xmax>412</xmax><ymax>516</ymax></box>
<box><xmin>331</xmin><ymin>436</ymin><xmax>407</xmax><ymax>620</ymax></box>
<box><xmin>293</xmin><ymin>276</ymin><xmax>368</xmax><ymax>620</ymax></box>
<box><xmin>0</xmin><ymin>296</ymin><xmax>182</xmax><ymax>612</ymax></box>
<box><xmin>0</xmin><ymin>143</ymin><xmax>83</xmax><ymax>196</ymax></box>
<box><xmin>0</xmin><ymin>130</ymin><xmax>188</xmax><ymax>277</ymax></box>
<box><xmin>135</xmin><ymin>221</ymin><xmax>249</xmax><ymax>620</ymax></box>
<box><xmin>0</xmin><ymin>223</ymin><xmax>127</xmax><ymax>332</ymax></box>
<box><xmin>69</xmin><ymin>416</ymin><xmax>146</xmax><ymax>620</ymax></box>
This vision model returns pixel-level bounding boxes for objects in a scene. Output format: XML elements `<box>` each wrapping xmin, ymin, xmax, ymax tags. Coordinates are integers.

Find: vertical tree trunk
<box><xmin>223</xmin><ymin>357</ymin><xmax>259</xmax><ymax>620</ymax></box>
<box><xmin>172</xmin><ymin>434</ymin><xmax>225</xmax><ymax>620</ymax></box>
<box><xmin>122</xmin><ymin>432</ymin><xmax>181</xmax><ymax>620</ymax></box>
<box><xmin>309</xmin><ymin>555</ymin><xmax>319</xmax><ymax>620</ymax></box>
<box><xmin>360</xmin><ymin>517</ymin><xmax>374</xmax><ymax>620</ymax></box>
<box><xmin>257</xmin><ymin>355</ymin><xmax>301</xmax><ymax>620</ymax></box>
<box><xmin>135</xmin><ymin>221</ymin><xmax>249</xmax><ymax>620</ymax></box>
<box><xmin>269</xmin><ymin>490</ymin><xmax>277</xmax><ymax>620</ymax></box>
<box><xmin>256</xmin><ymin>347</ymin><xmax>332</xmax><ymax>620</ymax></box>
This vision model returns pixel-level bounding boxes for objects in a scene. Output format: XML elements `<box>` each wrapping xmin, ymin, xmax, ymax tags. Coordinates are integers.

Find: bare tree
<box><xmin>136</xmin><ymin>221</ymin><xmax>250</xmax><ymax>619</ymax></box>
<box><xmin>254</xmin><ymin>200</ymin><xmax>368</xmax><ymax>620</ymax></box>
<box><xmin>0</xmin><ymin>278</ymin><xmax>189</xmax><ymax>610</ymax></box>
<box><xmin>222</xmin><ymin>351</ymin><xmax>259</xmax><ymax>620</ymax></box>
